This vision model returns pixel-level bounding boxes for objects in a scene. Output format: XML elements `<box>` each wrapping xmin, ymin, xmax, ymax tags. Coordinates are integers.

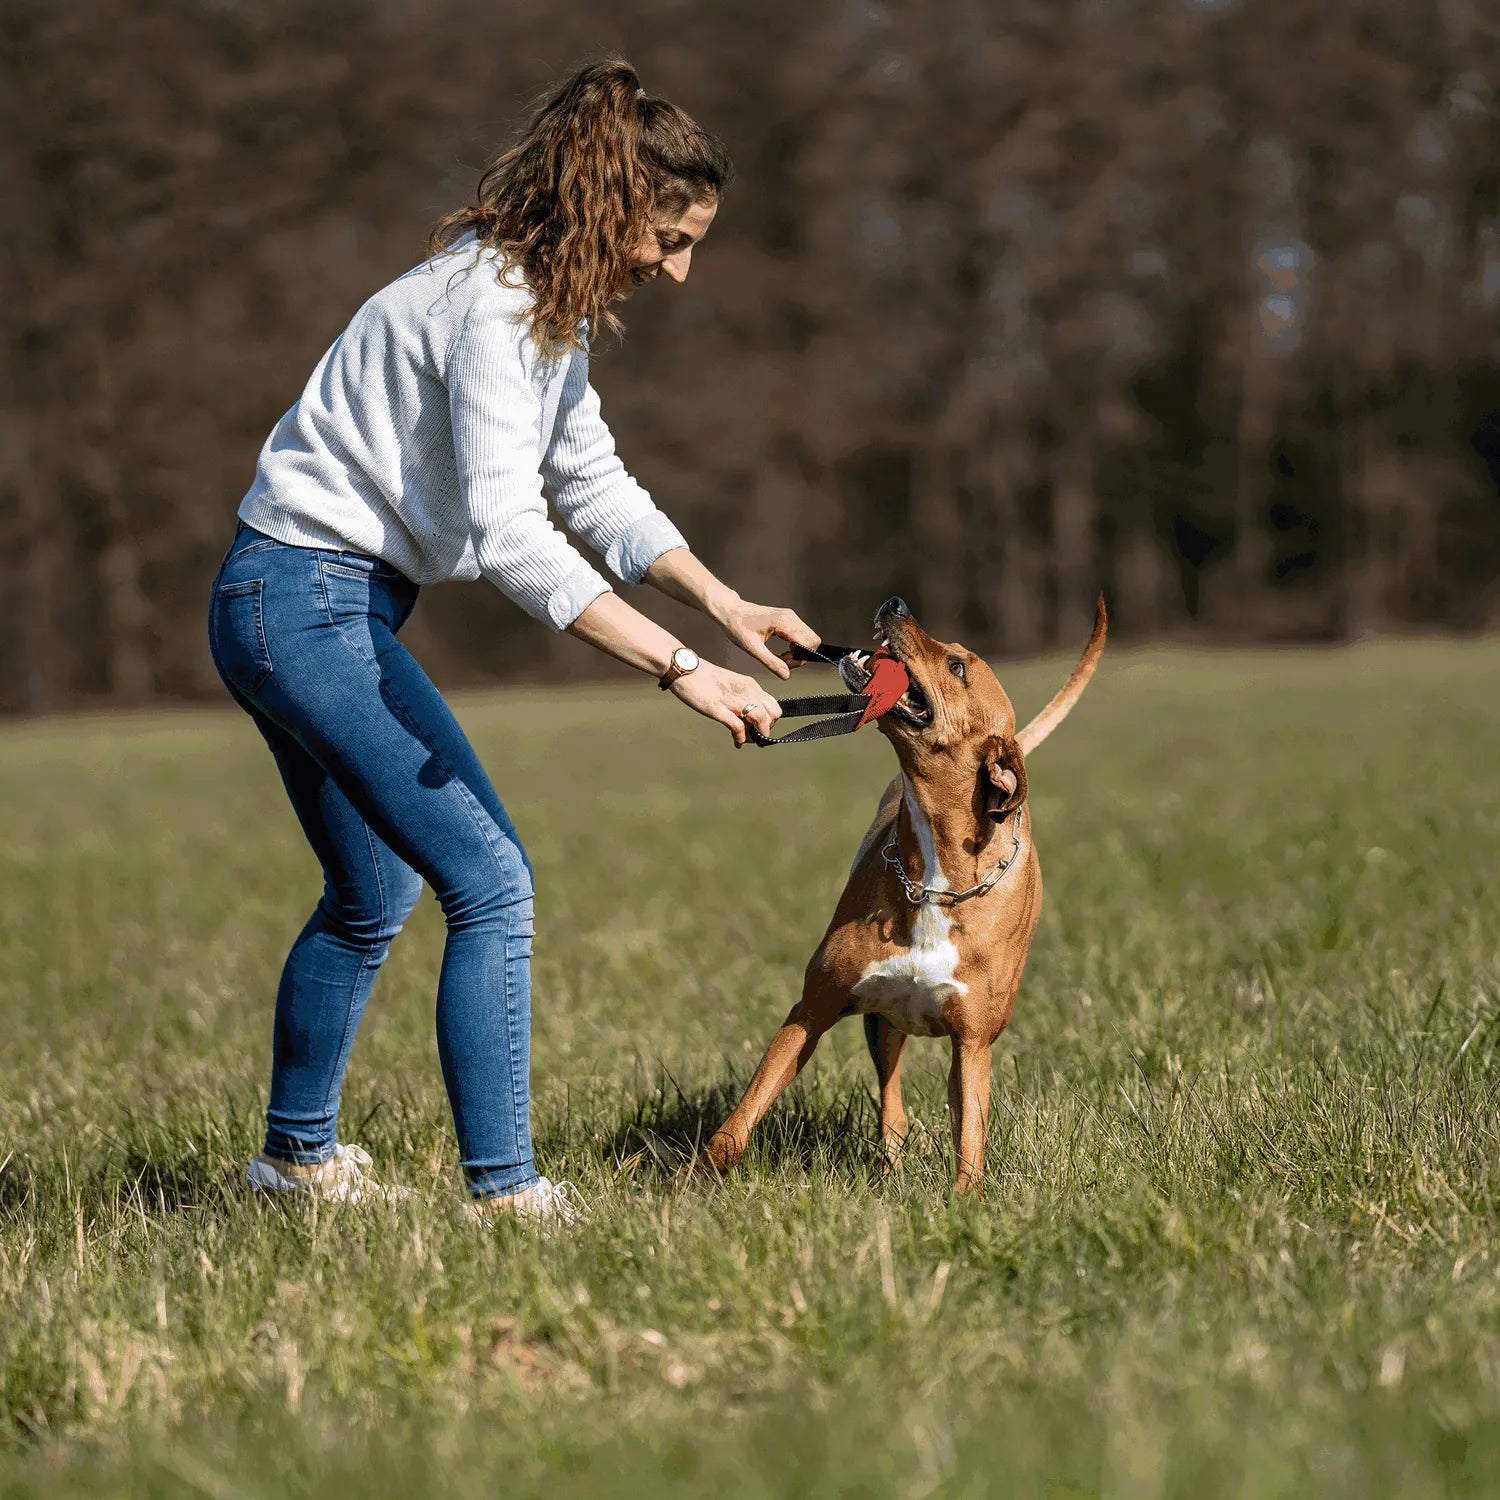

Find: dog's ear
<box><xmin>981</xmin><ymin>734</ymin><xmax>1027</xmax><ymax>823</ymax></box>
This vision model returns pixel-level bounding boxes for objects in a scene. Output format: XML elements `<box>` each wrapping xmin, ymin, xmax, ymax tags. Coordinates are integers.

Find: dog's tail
<box><xmin>1016</xmin><ymin>595</ymin><xmax>1107</xmax><ymax>756</ymax></box>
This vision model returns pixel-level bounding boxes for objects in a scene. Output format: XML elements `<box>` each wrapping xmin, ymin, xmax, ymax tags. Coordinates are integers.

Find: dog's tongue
<box><xmin>856</xmin><ymin>647</ymin><xmax>910</xmax><ymax>727</ymax></box>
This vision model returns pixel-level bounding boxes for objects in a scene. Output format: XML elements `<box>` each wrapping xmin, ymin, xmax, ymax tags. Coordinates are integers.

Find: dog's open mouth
<box><xmin>840</xmin><ymin>643</ymin><xmax>933</xmax><ymax>727</ymax></box>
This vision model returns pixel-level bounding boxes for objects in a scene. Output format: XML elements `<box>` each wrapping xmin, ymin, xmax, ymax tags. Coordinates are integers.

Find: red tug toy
<box><xmin>745</xmin><ymin>641</ymin><xmax>912</xmax><ymax>747</ymax></box>
<box><xmin>854</xmin><ymin>647</ymin><xmax>911</xmax><ymax>728</ymax></box>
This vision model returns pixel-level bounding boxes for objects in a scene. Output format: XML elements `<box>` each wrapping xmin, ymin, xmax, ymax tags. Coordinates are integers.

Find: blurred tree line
<box><xmin>4</xmin><ymin>0</ymin><xmax>1499</xmax><ymax>712</ymax></box>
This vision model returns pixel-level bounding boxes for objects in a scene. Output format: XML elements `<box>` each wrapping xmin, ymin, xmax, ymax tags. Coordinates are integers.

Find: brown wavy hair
<box><xmin>429</xmin><ymin>57</ymin><xmax>733</xmax><ymax>358</ymax></box>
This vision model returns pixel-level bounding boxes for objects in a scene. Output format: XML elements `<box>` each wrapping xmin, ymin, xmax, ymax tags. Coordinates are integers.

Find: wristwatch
<box><xmin>658</xmin><ymin>645</ymin><xmax>700</xmax><ymax>691</ymax></box>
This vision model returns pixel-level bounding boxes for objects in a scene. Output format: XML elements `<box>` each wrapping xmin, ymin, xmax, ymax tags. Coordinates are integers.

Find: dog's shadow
<box><xmin>598</xmin><ymin>1070</ymin><xmax>886</xmax><ymax>1183</ymax></box>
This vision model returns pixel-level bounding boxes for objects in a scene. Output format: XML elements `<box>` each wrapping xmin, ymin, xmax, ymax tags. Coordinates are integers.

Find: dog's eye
<box><xmin>948</xmin><ymin>657</ymin><xmax>966</xmax><ymax>681</ymax></box>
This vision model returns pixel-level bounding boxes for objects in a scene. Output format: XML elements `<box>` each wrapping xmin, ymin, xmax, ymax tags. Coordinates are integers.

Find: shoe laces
<box><xmin>320</xmin><ymin>1143</ymin><xmax>410</xmax><ymax>1204</ymax></box>
<box><xmin>482</xmin><ymin>1175</ymin><xmax>590</xmax><ymax>1225</ymax></box>
<box><xmin>532</xmin><ymin>1177</ymin><xmax>589</xmax><ymax>1223</ymax></box>
<box><xmin>324</xmin><ymin>1143</ymin><xmax>374</xmax><ymax>1194</ymax></box>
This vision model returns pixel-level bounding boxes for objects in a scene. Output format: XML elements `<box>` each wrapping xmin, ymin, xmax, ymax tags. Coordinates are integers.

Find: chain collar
<box><xmin>881</xmin><ymin>807</ymin><xmax>1026</xmax><ymax>906</ymax></box>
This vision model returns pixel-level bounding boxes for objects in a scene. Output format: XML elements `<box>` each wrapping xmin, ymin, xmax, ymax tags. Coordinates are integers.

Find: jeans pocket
<box><xmin>319</xmin><ymin>551</ymin><xmax>405</xmax><ymax>582</ymax></box>
<box><xmin>213</xmin><ymin>578</ymin><xmax>274</xmax><ymax>694</ymax></box>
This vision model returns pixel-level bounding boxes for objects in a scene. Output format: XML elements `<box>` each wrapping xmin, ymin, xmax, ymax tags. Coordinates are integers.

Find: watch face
<box><xmin>674</xmin><ymin>647</ymin><xmax>699</xmax><ymax>672</ymax></box>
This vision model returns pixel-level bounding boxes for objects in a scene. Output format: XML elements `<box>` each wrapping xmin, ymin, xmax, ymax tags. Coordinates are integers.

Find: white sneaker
<box><xmin>469</xmin><ymin>1176</ymin><xmax>589</xmax><ymax>1226</ymax></box>
<box><xmin>246</xmin><ymin>1143</ymin><xmax>408</xmax><ymax>1205</ymax></box>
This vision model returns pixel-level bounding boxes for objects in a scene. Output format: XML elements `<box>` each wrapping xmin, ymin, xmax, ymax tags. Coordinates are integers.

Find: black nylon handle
<box><xmin>772</xmin><ymin>692</ymin><xmax>868</xmax><ymax>716</ymax></box>
<box><xmin>746</xmin><ymin>691</ymin><xmax>871</xmax><ymax>747</ymax></box>
<box><xmin>789</xmin><ymin>643</ymin><xmax>861</xmax><ymax>665</ymax></box>
<box><xmin>747</xmin><ymin>711</ymin><xmax>868</xmax><ymax>747</ymax></box>
<box><xmin>745</xmin><ymin>640</ymin><xmax>875</xmax><ymax>746</ymax></box>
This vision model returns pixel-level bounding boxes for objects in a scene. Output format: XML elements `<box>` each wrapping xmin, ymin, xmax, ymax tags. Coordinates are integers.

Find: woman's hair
<box><xmin>429</xmin><ymin>57</ymin><xmax>733</xmax><ymax>358</ymax></box>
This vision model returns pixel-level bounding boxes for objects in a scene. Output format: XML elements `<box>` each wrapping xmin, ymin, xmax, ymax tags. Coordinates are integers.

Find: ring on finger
<box><xmin>741</xmin><ymin>703</ymin><xmax>758</xmax><ymax>718</ymax></box>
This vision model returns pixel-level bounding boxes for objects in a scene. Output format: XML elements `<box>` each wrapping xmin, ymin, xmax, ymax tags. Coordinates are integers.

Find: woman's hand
<box><xmin>563</xmin><ymin>592</ymin><xmax>790</xmax><ymax>745</ymax></box>
<box><xmin>717</xmin><ymin>599</ymin><xmax>821</xmax><ymax>680</ymax></box>
<box><xmin>669</xmin><ymin>662</ymin><xmax>784</xmax><ymax>748</ymax></box>
<box><xmin>641</xmin><ymin>554</ymin><xmax>822</xmax><ymax>678</ymax></box>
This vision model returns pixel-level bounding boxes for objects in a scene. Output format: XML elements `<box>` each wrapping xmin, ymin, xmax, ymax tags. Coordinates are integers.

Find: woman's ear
<box><xmin>981</xmin><ymin>734</ymin><xmax>1028</xmax><ymax>823</ymax></box>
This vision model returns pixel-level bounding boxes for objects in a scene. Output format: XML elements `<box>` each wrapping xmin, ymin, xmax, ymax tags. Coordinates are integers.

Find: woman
<box><xmin>207</xmin><ymin>57</ymin><xmax>819</xmax><ymax>1221</ymax></box>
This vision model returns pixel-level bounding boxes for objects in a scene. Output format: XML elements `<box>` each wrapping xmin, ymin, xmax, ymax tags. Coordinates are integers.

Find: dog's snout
<box><xmin>876</xmin><ymin>596</ymin><xmax>910</xmax><ymax>625</ymax></box>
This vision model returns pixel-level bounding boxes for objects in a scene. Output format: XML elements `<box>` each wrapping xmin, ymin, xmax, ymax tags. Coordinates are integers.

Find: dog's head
<box><xmin>839</xmin><ymin>597</ymin><xmax>1028</xmax><ymax>829</ymax></box>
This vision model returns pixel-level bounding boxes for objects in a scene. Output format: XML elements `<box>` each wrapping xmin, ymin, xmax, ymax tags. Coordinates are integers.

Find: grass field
<box><xmin>2</xmin><ymin>638</ymin><xmax>1499</xmax><ymax>1497</ymax></box>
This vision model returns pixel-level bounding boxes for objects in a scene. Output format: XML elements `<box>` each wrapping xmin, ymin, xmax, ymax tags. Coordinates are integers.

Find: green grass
<box><xmin>2</xmin><ymin>639</ymin><xmax>1499</xmax><ymax>1497</ymax></box>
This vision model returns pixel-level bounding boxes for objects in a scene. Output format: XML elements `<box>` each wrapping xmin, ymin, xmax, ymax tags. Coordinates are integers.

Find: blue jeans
<box><xmin>207</xmin><ymin>519</ymin><xmax>538</xmax><ymax>1198</ymax></box>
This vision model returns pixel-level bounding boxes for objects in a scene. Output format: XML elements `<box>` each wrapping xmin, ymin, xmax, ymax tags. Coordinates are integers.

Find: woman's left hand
<box><xmin>718</xmin><ymin>599</ymin><xmax>821</xmax><ymax>681</ymax></box>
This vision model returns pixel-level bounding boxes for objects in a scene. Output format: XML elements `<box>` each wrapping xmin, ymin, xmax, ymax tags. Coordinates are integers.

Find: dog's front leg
<box><xmin>698</xmin><ymin>986</ymin><xmax>841</xmax><ymax>1174</ymax></box>
<box><xmin>947</xmin><ymin>1038</ymin><xmax>993</xmax><ymax>1194</ymax></box>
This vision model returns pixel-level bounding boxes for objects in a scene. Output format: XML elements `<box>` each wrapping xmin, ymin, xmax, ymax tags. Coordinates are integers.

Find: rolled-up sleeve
<box><xmin>541</xmin><ymin>348</ymin><xmax>690</xmax><ymax>584</ymax></box>
<box><xmin>447</xmin><ymin>300</ymin><xmax>613</xmax><ymax>630</ymax></box>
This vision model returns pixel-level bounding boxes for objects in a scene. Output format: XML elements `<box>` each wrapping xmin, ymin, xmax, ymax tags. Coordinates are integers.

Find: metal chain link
<box><xmin>881</xmin><ymin>808</ymin><xmax>1026</xmax><ymax>906</ymax></box>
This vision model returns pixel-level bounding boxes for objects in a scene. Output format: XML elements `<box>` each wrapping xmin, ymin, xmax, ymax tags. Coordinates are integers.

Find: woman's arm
<box><xmin>564</xmin><ymin>590</ymin><xmax>784</xmax><ymax>748</ymax></box>
<box><xmin>540</xmin><ymin>354</ymin><xmax>820</xmax><ymax>676</ymax></box>
<box><xmin>643</xmin><ymin>547</ymin><xmax>820</xmax><ymax>681</ymax></box>
<box><xmin>449</xmin><ymin>298</ymin><xmax>620</xmax><ymax>630</ymax></box>
<box><xmin>540</xmin><ymin>351</ymin><xmax>690</xmax><ymax>586</ymax></box>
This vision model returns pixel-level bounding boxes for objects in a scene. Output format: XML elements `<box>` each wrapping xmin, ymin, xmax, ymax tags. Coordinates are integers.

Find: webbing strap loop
<box><xmin>746</xmin><ymin>642</ymin><xmax>897</xmax><ymax>748</ymax></box>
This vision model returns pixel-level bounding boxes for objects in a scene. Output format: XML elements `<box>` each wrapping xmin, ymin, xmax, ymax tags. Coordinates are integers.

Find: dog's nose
<box><xmin>876</xmin><ymin>596</ymin><xmax>910</xmax><ymax>625</ymax></box>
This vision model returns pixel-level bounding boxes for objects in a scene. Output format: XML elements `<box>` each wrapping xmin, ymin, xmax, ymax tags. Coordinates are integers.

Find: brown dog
<box><xmin>699</xmin><ymin>595</ymin><xmax>1107</xmax><ymax>1192</ymax></box>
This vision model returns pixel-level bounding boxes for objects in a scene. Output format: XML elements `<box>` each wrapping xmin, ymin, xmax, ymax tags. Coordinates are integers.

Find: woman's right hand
<box><xmin>670</xmin><ymin>662</ymin><xmax>783</xmax><ymax>748</ymax></box>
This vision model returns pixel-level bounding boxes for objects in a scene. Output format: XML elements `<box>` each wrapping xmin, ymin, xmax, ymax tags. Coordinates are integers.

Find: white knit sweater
<box><xmin>237</xmin><ymin>229</ymin><xmax>688</xmax><ymax>629</ymax></box>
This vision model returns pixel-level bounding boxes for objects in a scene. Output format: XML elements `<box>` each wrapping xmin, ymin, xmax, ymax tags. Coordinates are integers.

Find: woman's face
<box><xmin>620</xmin><ymin>197</ymin><xmax>718</xmax><ymax>298</ymax></box>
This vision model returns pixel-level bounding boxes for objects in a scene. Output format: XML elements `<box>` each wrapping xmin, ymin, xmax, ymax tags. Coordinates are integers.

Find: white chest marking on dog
<box><xmin>853</xmin><ymin>778</ymin><xmax>966</xmax><ymax>1036</ymax></box>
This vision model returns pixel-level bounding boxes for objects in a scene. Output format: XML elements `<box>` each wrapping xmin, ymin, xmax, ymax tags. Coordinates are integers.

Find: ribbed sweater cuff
<box><xmin>542</xmin><ymin>560</ymin><xmax>613</xmax><ymax>631</ymax></box>
<box><xmin>607</xmin><ymin>510</ymin><xmax>690</xmax><ymax>584</ymax></box>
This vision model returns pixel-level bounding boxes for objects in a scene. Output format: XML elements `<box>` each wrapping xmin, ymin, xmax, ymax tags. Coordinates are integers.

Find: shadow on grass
<box><xmin>111</xmin><ymin>1151</ymin><xmax>216</xmax><ymax>1213</ymax></box>
<box><xmin>0</xmin><ymin>1155</ymin><xmax>36</xmax><ymax>1217</ymax></box>
<box><xmin>0</xmin><ymin>1145</ymin><xmax>229</xmax><ymax>1223</ymax></box>
<box><xmin>594</xmin><ymin>1068</ymin><xmax>886</xmax><ymax>1184</ymax></box>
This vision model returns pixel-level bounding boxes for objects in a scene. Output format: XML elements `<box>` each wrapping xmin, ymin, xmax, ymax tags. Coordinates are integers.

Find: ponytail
<box><xmin>430</xmin><ymin>57</ymin><xmax>733</xmax><ymax>357</ymax></box>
